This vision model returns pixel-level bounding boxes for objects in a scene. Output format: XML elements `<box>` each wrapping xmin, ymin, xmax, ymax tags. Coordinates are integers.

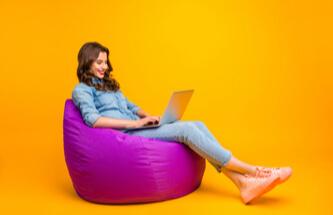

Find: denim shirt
<box><xmin>71</xmin><ymin>78</ymin><xmax>141</xmax><ymax>131</ymax></box>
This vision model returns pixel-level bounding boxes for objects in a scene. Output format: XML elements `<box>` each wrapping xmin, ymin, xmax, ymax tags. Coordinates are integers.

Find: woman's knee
<box><xmin>175</xmin><ymin>121</ymin><xmax>198</xmax><ymax>135</ymax></box>
<box><xmin>191</xmin><ymin>120</ymin><xmax>206</xmax><ymax>129</ymax></box>
<box><xmin>181</xmin><ymin>121</ymin><xmax>197</xmax><ymax>129</ymax></box>
<box><xmin>176</xmin><ymin>120</ymin><xmax>207</xmax><ymax>132</ymax></box>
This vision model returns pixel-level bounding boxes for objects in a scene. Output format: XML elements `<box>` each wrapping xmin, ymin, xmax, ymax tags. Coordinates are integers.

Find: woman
<box><xmin>72</xmin><ymin>41</ymin><xmax>292</xmax><ymax>204</ymax></box>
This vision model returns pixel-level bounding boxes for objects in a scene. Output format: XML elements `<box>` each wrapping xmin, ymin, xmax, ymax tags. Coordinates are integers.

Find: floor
<box><xmin>1</xmin><ymin>130</ymin><xmax>331</xmax><ymax>215</ymax></box>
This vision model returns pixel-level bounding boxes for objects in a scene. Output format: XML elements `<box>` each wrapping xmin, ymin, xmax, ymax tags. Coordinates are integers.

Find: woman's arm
<box><xmin>93</xmin><ymin>115</ymin><xmax>158</xmax><ymax>129</ymax></box>
<box><xmin>93</xmin><ymin>116</ymin><xmax>138</xmax><ymax>129</ymax></box>
<box><xmin>72</xmin><ymin>84</ymin><xmax>102</xmax><ymax>128</ymax></box>
<box><xmin>121</xmin><ymin>92</ymin><xmax>153</xmax><ymax>119</ymax></box>
<box><xmin>136</xmin><ymin>108</ymin><xmax>150</xmax><ymax>118</ymax></box>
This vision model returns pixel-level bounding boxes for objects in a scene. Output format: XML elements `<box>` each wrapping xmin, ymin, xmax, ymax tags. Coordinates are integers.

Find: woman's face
<box><xmin>91</xmin><ymin>51</ymin><xmax>108</xmax><ymax>79</ymax></box>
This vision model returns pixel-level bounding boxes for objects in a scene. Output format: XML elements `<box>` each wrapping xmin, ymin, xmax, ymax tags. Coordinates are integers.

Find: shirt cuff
<box><xmin>132</xmin><ymin>106</ymin><xmax>141</xmax><ymax>115</ymax></box>
<box><xmin>85</xmin><ymin>113</ymin><xmax>101</xmax><ymax>127</ymax></box>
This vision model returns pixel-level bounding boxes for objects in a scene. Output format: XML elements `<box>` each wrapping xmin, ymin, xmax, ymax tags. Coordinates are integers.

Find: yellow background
<box><xmin>0</xmin><ymin>0</ymin><xmax>332</xmax><ymax>214</ymax></box>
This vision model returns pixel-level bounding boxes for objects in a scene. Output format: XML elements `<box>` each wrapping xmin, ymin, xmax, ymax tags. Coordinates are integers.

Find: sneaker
<box><xmin>256</xmin><ymin>166</ymin><xmax>293</xmax><ymax>184</ymax></box>
<box><xmin>240</xmin><ymin>173</ymin><xmax>280</xmax><ymax>204</ymax></box>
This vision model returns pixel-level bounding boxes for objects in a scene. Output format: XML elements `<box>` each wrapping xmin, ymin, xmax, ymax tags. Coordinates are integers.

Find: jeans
<box><xmin>123</xmin><ymin>120</ymin><xmax>232</xmax><ymax>173</ymax></box>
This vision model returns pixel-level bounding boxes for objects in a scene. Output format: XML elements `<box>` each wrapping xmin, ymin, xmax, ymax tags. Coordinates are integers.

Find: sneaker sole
<box><xmin>247</xmin><ymin>170</ymin><xmax>292</xmax><ymax>203</ymax></box>
<box><xmin>241</xmin><ymin>176</ymin><xmax>280</xmax><ymax>204</ymax></box>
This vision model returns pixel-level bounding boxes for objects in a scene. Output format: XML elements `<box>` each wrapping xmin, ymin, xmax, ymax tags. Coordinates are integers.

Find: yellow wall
<box><xmin>0</xmin><ymin>0</ymin><xmax>332</xmax><ymax>213</ymax></box>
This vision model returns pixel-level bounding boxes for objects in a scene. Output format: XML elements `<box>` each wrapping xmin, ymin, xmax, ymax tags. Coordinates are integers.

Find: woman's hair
<box><xmin>77</xmin><ymin>41</ymin><xmax>120</xmax><ymax>92</ymax></box>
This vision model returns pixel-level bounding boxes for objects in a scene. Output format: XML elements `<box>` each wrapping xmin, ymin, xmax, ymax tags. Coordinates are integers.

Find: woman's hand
<box><xmin>148</xmin><ymin>115</ymin><xmax>160</xmax><ymax>122</ymax></box>
<box><xmin>134</xmin><ymin>116</ymin><xmax>160</xmax><ymax>128</ymax></box>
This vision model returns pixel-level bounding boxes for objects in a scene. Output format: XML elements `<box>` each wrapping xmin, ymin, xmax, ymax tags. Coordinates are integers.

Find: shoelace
<box><xmin>243</xmin><ymin>173</ymin><xmax>271</xmax><ymax>184</ymax></box>
<box><xmin>257</xmin><ymin>167</ymin><xmax>282</xmax><ymax>177</ymax></box>
<box><xmin>244</xmin><ymin>167</ymin><xmax>275</xmax><ymax>178</ymax></box>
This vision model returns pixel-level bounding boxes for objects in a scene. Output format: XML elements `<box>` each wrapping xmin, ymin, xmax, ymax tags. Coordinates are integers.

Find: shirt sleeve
<box><xmin>121</xmin><ymin>92</ymin><xmax>140</xmax><ymax>114</ymax></box>
<box><xmin>71</xmin><ymin>84</ymin><xmax>102</xmax><ymax>127</ymax></box>
<box><xmin>127</xmin><ymin>99</ymin><xmax>141</xmax><ymax>114</ymax></box>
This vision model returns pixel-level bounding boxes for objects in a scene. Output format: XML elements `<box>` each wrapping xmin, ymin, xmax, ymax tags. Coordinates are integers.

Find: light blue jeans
<box><xmin>123</xmin><ymin>120</ymin><xmax>232</xmax><ymax>173</ymax></box>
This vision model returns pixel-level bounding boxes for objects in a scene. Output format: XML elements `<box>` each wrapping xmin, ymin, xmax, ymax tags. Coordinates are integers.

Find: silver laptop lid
<box><xmin>160</xmin><ymin>89</ymin><xmax>194</xmax><ymax>125</ymax></box>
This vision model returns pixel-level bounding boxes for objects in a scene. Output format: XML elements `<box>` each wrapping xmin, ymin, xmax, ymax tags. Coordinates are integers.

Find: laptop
<box><xmin>123</xmin><ymin>89</ymin><xmax>194</xmax><ymax>132</ymax></box>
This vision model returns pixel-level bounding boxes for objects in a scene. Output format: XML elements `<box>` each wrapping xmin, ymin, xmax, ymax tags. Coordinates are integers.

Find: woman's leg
<box><xmin>189</xmin><ymin>120</ymin><xmax>257</xmax><ymax>175</ymax></box>
<box><xmin>124</xmin><ymin>120</ymin><xmax>233</xmax><ymax>172</ymax></box>
<box><xmin>220</xmin><ymin>168</ymin><xmax>243</xmax><ymax>189</ymax></box>
<box><xmin>188</xmin><ymin>120</ymin><xmax>292</xmax><ymax>203</ymax></box>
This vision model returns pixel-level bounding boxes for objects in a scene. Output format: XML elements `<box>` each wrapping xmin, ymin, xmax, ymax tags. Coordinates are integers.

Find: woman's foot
<box><xmin>239</xmin><ymin>173</ymin><xmax>280</xmax><ymax>204</ymax></box>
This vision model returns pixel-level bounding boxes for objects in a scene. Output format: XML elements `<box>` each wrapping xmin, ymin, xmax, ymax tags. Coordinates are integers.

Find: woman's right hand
<box><xmin>134</xmin><ymin>116</ymin><xmax>159</xmax><ymax>128</ymax></box>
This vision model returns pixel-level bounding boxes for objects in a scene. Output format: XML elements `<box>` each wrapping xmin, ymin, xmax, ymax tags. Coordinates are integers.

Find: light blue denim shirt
<box><xmin>71</xmin><ymin>77</ymin><xmax>141</xmax><ymax>130</ymax></box>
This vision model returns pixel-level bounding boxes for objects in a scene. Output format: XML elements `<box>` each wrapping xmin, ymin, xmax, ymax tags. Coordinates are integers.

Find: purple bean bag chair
<box><xmin>63</xmin><ymin>99</ymin><xmax>206</xmax><ymax>204</ymax></box>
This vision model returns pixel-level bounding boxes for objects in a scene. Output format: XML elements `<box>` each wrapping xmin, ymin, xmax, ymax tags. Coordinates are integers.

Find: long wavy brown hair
<box><xmin>77</xmin><ymin>41</ymin><xmax>120</xmax><ymax>92</ymax></box>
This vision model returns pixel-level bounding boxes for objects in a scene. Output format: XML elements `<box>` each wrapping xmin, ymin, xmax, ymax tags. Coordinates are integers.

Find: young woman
<box><xmin>72</xmin><ymin>41</ymin><xmax>292</xmax><ymax>204</ymax></box>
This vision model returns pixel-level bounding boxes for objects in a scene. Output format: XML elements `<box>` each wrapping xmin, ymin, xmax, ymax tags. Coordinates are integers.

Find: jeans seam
<box><xmin>179</xmin><ymin>135</ymin><xmax>230</xmax><ymax>171</ymax></box>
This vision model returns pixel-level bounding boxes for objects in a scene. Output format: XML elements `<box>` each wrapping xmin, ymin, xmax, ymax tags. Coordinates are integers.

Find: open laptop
<box><xmin>123</xmin><ymin>89</ymin><xmax>194</xmax><ymax>132</ymax></box>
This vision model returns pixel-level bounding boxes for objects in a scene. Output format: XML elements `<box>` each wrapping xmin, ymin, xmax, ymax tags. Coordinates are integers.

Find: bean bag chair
<box><xmin>63</xmin><ymin>99</ymin><xmax>206</xmax><ymax>204</ymax></box>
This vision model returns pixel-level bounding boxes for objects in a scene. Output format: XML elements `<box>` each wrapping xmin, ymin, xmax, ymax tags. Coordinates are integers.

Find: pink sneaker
<box><xmin>240</xmin><ymin>174</ymin><xmax>280</xmax><ymax>204</ymax></box>
<box><xmin>256</xmin><ymin>166</ymin><xmax>293</xmax><ymax>184</ymax></box>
